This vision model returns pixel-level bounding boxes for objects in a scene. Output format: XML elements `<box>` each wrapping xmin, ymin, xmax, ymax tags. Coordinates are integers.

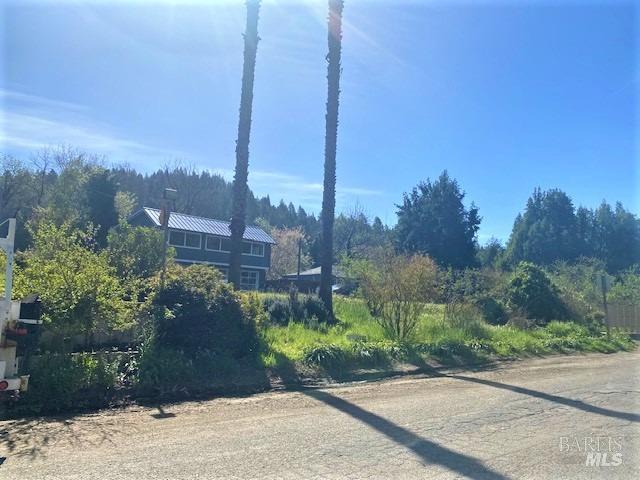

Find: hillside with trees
<box><xmin>1</xmin><ymin>149</ymin><xmax>638</xmax><ymax>275</ymax></box>
<box><xmin>0</xmin><ymin>149</ymin><xmax>393</xmax><ymax>267</ymax></box>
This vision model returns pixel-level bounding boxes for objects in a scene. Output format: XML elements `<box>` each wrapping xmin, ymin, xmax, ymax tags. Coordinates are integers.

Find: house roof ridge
<box><xmin>137</xmin><ymin>206</ymin><xmax>275</xmax><ymax>244</ymax></box>
<box><xmin>142</xmin><ymin>206</ymin><xmax>268</xmax><ymax>230</ymax></box>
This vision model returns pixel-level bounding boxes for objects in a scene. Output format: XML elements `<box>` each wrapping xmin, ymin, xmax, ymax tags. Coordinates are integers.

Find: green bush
<box><xmin>506</xmin><ymin>262</ymin><xmax>568</xmax><ymax>324</ymax></box>
<box><xmin>353</xmin><ymin>253</ymin><xmax>439</xmax><ymax>340</ymax></box>
<box><xmin>266</xmin><ymin>299</ymin><xmax>292</xmax><ymax>325</ymax></box>
<box><xmin>473</xmin><ymin>296</ymin><xmax>508</xmax><ymax>325</ymax></box>
<box><xmin>136</xmin><ymin>343</ymin><xmax>237</xmax><ymax>394</ymax></box>
<box><xmin>17</xmin><ymin>353</ymin><xmax>120</xmax><ymax>414</ymax></box>
<box><xmin>154</xmin><ymin>265</ymin><xmax>259</xmax><ymax>360</ymax></box>
<box><xmin>543</xmin><ymin>321</ymin><xmax>588</xmax><ymax>338</ymax></box>
<box><xmin>548</xmin><ymin>260</ymin><xmax>608</xmax><ymax>325</ymax></box>
<box><xmin>444</xmin><ymin>303</ymin><xmax>491</xmax><ymax>339</ymax></box>
<box><xmin>15</xmin><ymin>220</ymin><xmax>134</xmax><ymax>342</ymax></box>
<box><xmin>302</xmin><ymin>295</ymin><xmax>331</xmax><ymax>324</ymax></box>
<box><xmin>107</xmin><ymin>222</ymin><xmax>169</xmax><ymax>280</ymax></box>
<box><xmin>241</xmin><ymin>292</ymin><xmax>269</xmax><ymax>326</ymax></box>
<box><xmin>263</xmin><ymin>294</ymin><xmax>331</xmax><ymax>326</ymax></box>
<box><xmin>302</xmin><ymin>344</ymin><xmax>346</xmax><ymax>370</ymax></box>
<box><xmin>349</xmin><ymin>342</ymin><xmax>392</xmax><ymax>367</ymax></box>
<box><xmin>609</xmin><ymin>268</ymin><xmax>640</xmax><ymax>305</ymax></box>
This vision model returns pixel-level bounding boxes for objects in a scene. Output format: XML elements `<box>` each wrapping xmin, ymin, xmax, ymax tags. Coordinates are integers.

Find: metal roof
<box><xmin>140</xmin><ymin>207</ymin><xmax>275</xmax><ymax>244</ymax></box>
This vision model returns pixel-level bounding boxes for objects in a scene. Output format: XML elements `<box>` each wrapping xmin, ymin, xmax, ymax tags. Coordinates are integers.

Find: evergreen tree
<box><xmin>506</xmin><ymin>190</ymin><xmax>639</xmax><ymax>272</ymax></box>
<box><xmin>477</xmin><ymin>237</ymin><xmax>505</xmax><ymax>269</ymax></box>
<box><xmin>506</xmin><ymin>188</ymin><xmax>579</xmax><ymax>265</ymax></box>
<box><xmin>85</xmin><ymin>170</ymin><xmax>118</xmax><ymax>247</ymax></box>
<box><xmin>396</xmin><ymin>171</ymin><xmax>480</xmax><ymax>269</ymax></box>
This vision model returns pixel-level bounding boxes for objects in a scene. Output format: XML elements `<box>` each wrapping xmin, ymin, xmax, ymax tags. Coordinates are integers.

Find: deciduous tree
<box><xmin>268</xmin><ymin>226</ymin><xmax>310</xmax><ymax>280</ymax></box>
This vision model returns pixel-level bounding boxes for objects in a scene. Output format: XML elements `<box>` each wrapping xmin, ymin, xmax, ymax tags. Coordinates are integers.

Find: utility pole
<box><xmin>159</xmin><ymin>188</ymin><xmax>177</xmax><ymax>291</ymax></box>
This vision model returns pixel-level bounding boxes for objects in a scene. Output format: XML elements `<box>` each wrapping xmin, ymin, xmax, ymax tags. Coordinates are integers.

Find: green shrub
<box><xmin>548</xmin><ymin>260</ymin><xmax>606</xmax><ymax>323</ymax></box>
<box><xmin>543</xmin><ymin>321</ymin><xmax>588</xmax><ymax>338</ymax></box>
<box><xmin>354</xmin><ymin>253</ymin><xmax>439</xmax><ymax>340</ymax></box>
<box><xmin>15</xmin><ymin>220</ymin><xmax>134</xmax><ymax>342</ymax></box>
<box><xmin>288</xmin><ymin>286</ymin><xmax>306</xmax><ymax>320</ymax></box>
<box><xmin>154</xmin><ymin>265</ymin><xmax>259</xmax><ymax>360</ymax></box>
<box><xmin>18</xmin><ymin>353</ymin><xmax>120</xmax><ymax>414</ymax></box>
<box><xmin>137</xmin><ymin>343</ymin><xmax>196</xmax><ymax>390</ymax></box>
<box><xmin>241</xmin><ymin>292</ymin><xmax>269</xmax><ymax>326</ymax></box>
<box><xmin>609</xmin><ymin>268</ymin><xmax>640</xmax><ymax>305</ymax></box>
<box><xmin>302</xmin><ymin>344</ymin><xmax>346</xmax><ymax>370</ymax></box>
<box><xmin>444</xmin><ymin>303</ymin><xmax>491</xmax><ymax>339</ymax></box>
<box><xmin>107</xmin><ymin>222</ymin><xmax>169</xmax><ymax>279</ymax></box>
<box><xmin>302</xmin><ymin>295</ymin><xmax>331</xmax><ymax>324</ymax></box>
<box><xmin>473</xmin><ymin>296</ymin><xmax>508</xmax><ymax>325</ymax></box>
<box><xmin>506</xmin><ymin>262</ymin><xmax>568</xmax><ymax>323</ymax></box>
<box><xmin>263</xmin><ymin>294</ymin><xmax>330</xmax><ymax>326</ymax></box>
<box><xmin>267</xmin><ymin>299</ymin><xmax>292</xmax><ymax>325</ymax></box>
<box><xmin>136</xmin><ymin>342</ymin><xmax>237</xmax><ymax>394</ymax></box>
<box><xmin>348</xmin><ymin>341</ymin><xmax>402</xmax><ymax>367</ymax></box>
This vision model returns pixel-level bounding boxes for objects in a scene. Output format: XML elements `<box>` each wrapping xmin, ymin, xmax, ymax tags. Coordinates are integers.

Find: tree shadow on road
<box><xmin>0</xmin><ymin>415</ymin><xmax>124</xmax><ymax>460</ymax></box>
<box><xmin>380</xmin><ymin>357</ymin><xmax>640</xmax><ymax>424</ymax></box>
<box><xmin>446</xmin><ymin>374</ymin><xmax>640</xmax><ymax>423</ymax></box>
<box><xmin>302</xmin><ymin>388</ymin><xmax>510</xmax><ymax>480</ymax></box>
<box><xmin>150</xmin><ymin>406</ymin><xmax>176</xmax><ymax>419</ymax></box>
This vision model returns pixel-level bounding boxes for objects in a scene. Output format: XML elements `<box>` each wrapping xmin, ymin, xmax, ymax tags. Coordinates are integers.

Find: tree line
<box><xmin>1</xmin><ymin>151</ymin><xmax>637</xmax><ymax>276</ymax></box>
<box><xmin>0</xmin><ymin>149</ymin><xmax>390</xmax><ymax>265</ymax></box>
<box><xmin>395</xmin><ymin>171</ymin><xmax>639</xmax><ymax>274</ymax></box>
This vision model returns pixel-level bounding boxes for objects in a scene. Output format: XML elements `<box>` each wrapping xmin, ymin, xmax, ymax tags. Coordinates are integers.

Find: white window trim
<box><xmin>205</xmin><ymin>235</ymin><xmax>230</xmax><ymax>253</ymax></box>
<box><xmin>175</xmin><ymin>259</ymin><xmax>269</xmax><ymax>270</ymax></box>
<box><xmin>168</xmin><ymin>230</ymin><xmax>202</xmax><ymax>250</ymax></box>
<box><xmin>240</xmin><ymin>270</ymin><xmax>260</xmax><ymax>290</ymax></box>
<box><xmin>243</xmin><ymin>241</ymin><xmax>265</xmax><ymax>257</ymax></box>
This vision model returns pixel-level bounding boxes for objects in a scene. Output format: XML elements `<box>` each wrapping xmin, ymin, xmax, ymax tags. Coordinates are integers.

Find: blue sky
<box><xmin>1</xmin><ymin>0</ymin><xmax>637</xmax><ymax>242</ymax></box>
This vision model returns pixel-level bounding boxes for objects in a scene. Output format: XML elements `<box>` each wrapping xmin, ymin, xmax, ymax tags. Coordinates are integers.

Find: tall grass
<box><xmin>258</xmin><ymin>296</ymin><xmax>634</xmax><ymax>372</ymax></box>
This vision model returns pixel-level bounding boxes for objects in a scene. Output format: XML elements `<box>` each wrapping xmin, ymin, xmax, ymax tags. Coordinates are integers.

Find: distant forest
<box><xmin>1</xmin><ymin>148</ymin><xmax>638</xmax><ymax>273</ymax></box>
<box><xmin>0</xmin><ymin>148</ymin><xmax>391</xmax><ymax>265</ymax></box>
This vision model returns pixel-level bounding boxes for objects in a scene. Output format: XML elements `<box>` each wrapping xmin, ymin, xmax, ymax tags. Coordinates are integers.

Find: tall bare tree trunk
<box><xmin>229</xmin><ymin>0</ymin><xmax>261</xmax><ymax>289</ymax></box>
<box><xmin>320</xmin><ymin>0</ymin><xmax>344</xmax><ymax>317</ymax></box>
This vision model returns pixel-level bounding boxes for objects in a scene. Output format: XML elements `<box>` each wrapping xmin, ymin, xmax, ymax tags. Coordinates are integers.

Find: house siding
<box><xmin>128</xmin><ymin>210</ymin><xmax>271</xmax><ymax>289</ymax></box>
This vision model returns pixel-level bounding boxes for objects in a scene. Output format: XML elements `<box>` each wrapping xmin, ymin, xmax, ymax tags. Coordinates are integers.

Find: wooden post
<box><xmin>297</xmin><ymin>238</ymin><xmax>302</xmax><ymax>282</ymax></box>
<box><xmin>159</xmin><ymin>188</ymin><xmax>177</xmax><ymax>291</ymax></box>
<box><xmin>601</xmin><ymin>274</ymin><xmax>610</xmax><ymax>337</ymax></box>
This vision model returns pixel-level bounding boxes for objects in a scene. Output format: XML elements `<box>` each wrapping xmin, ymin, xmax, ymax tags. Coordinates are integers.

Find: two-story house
<box><xmin>129</xmin><ymin>207</ymin><xmax>275</xmax><ymax>290</ymax></box>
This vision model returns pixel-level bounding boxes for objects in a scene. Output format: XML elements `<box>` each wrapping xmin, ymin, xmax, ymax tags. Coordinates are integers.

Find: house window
<box><xmin>206</xmin><ymin>235</ymin><xmax>228</xmax><ymax>252</ymax></box>
<box><xmin>168</xmin><ymin>230</ymin><xmax>201</xmax><ymax>249</ymax></box>
<box><xmin>242</xmin><ymin>241</ymin><xmax>264</xmax><ymax>257</ymax></box>
<box><xmin>168</xmin><ymin>230</ymin><xmax>184</xmax><ymax>247</ymax></box>
<box><xmin>185</xmin><ymin>232</ymin><xmax>201</xmax><ymax>248</ymax></box>
<box><xmin>240</xmin><ymin>270</ymin><xmax>259</xmax><ymax>290</ymax></box>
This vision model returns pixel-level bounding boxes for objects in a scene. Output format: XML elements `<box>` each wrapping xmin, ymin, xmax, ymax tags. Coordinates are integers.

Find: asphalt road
<box><xmin>1</xmin><ymin>351</ymin><xmax>639</xmax><ymax>479</ymax></box>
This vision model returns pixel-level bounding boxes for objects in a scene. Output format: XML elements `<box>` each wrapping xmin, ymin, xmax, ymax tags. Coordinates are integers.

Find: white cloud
<box><xmin>0</xmin><ymin>89</ymin><xmax>382</xmax><ymax>212</ymax></box>
<box><xmin>0</xmin><ymin>89</ymin><xmax>89</xmax><ymax>113</ymax></box>
<box><xmin>0</xmin><ymin>88</ymin><xmax>184</xmax><ymax>166</ymax></box>
<box><xmin>209</xmin><ymin>167</ymin><xmax>382</xmax><ymax>212</ymax></box>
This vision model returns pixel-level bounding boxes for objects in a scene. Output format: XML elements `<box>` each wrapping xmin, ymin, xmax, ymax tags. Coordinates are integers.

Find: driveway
<box><xmin>1</xmin><ymin>351</ymin><xmax>638</xmax><ymax>479</ymax></box>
